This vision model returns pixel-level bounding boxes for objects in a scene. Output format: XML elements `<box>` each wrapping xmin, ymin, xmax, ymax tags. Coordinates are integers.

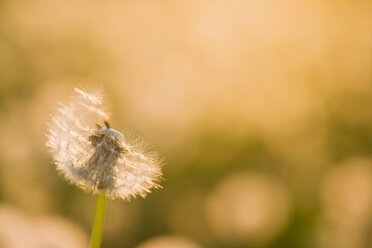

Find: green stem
<box><xmin>90</xmin><ymin>192</ymin><xmax>106</xmax><ymax>248</ymax></box>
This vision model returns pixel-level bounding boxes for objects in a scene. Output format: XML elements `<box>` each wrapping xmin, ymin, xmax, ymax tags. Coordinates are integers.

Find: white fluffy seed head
<box><xmin>46</xmin><ymin>88</ymin><xmax>163</xmax><ymax>200</ymax></box>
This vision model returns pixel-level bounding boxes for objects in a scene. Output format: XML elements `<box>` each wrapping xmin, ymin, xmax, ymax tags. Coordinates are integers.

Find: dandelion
<box><xmin>46</xmin><ymin>88</ymin><xmax>163</xmax><ymax>248</ymax></box>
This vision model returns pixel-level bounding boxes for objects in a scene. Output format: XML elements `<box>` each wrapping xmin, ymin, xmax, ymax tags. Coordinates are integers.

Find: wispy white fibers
<box><xmin>47</xmin><ymin>88</ymin><xmax>163</xmax><ymax>200</ymax></box>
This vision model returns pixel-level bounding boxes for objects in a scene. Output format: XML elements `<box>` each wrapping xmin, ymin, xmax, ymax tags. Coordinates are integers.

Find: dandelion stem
<box><xmin>90</xmin><ymin>192</ymin><xmax>106</xmax><ymax>248</ymax></box>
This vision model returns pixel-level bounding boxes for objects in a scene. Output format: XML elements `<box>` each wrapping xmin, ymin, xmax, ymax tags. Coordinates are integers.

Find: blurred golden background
<box><xmin>1</xmin><ymin>0</ymin><xmax>372</xmax><ymax>247</ymax></box>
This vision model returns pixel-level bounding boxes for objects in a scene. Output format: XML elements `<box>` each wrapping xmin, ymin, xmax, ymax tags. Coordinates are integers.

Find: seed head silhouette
<box><xmin>47</xmin><ymin>88</ymin><xmax>163</xmax><ymax>200</ymax></box>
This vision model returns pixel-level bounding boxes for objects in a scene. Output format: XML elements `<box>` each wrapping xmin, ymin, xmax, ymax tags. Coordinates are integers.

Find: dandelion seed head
<box><xmin>46</xmin><ymin>88</ymin><xmax>163</xmax><ymax>200</ymax></box>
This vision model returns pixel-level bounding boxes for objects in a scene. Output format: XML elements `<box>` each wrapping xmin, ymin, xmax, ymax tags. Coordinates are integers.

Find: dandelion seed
<box><xmin>46</xmin><ymin>87</ymin><xmax>163</xmax><ymax>201</ymax></box>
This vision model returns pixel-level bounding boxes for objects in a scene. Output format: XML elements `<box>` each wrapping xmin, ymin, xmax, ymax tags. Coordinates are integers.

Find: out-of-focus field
<box><xmin>1</xmin><ymin>0</ymin><xmax>372</xmax><ymax>247</ymax></box>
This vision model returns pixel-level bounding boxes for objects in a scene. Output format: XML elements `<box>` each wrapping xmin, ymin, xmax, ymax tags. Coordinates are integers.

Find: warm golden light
<box><xmin>205</xmin><ymin>172</ymin><xmax>291</xmax><ymax>245</ymax></box>
<box><xmin>0</xmin><ymin>205</ymin><xmax>88</xmax><ymax>248</ymax></box>
<box><xmin>136</xmin><ymin>236</ymin><xmax>202</xmax><ymax>248</ymax></box>
<box><xmin>0</xmin><ymin>0</ymin><xmax>371</xmax><ymax>247</ymax></box>
<box><xmin>317</xmin><ymin>158</ymin><xmax>372</xmax><ymax>248</ymax></box>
